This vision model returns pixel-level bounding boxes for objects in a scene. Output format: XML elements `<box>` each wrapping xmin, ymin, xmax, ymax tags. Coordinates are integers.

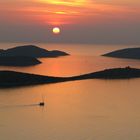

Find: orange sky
<box><xmin>1</xmin><ymin>0</ymin><xmax>140</xmax><ymax>26</ymax></box>
<box><xmin>0</xmin><ymin>0</ymin><xmax>140</xmax><ymax>44</ymax></box>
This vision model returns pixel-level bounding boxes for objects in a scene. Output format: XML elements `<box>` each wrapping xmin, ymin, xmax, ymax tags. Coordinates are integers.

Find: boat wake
<box><xmin>0</xmin><ymin>103</ymin><xmax>42</xmax><ymax>109</ymax></box>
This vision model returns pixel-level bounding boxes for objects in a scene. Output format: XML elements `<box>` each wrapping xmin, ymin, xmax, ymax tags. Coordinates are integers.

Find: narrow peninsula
<box><xmin>0</xmin><ymin>67</ymin><xmax>140</xmax><ymax>88</ymax></box>
<box><xmin>0</xmin><ymin>56</ymin><xmax>41</xmax><ymax>66</ymax></box>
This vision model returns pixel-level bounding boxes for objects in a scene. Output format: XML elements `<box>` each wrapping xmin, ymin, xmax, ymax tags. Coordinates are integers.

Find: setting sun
<box><xmin>53</xmin><ymin>27</ymin><xmax>61</xmax><ymax>34</ymax></box>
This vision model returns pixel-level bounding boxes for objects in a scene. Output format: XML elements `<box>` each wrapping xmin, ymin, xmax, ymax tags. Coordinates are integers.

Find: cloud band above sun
<box><xmin>0</xmin><ymin>0</ymin><xmax>140</xmax><ymax>27</ymax></box>
<box><xmin>38</xmin><ymin>0</ymin><xmax>88</xmax><ymax>7</ymax></box>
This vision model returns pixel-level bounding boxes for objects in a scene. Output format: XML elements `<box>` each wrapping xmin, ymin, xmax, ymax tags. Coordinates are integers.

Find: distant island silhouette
<box><xmin>102</xmin><ymin>47</ymin><xmax>140</xmax><ymax>60</ymax></box>
<box><xmin>0</xmin><ymin>45</ymin><xmax>69</xmax><ymax>58</ymax></box>
<box><xmin>0</xmin><ymin>67</ymin><xmax>140</xmax><ymax>88</ymax></box>
<box><xmin>0</xmin><ymin>45</ymin><xmax>69</xmax><ymax>66</ymax></box>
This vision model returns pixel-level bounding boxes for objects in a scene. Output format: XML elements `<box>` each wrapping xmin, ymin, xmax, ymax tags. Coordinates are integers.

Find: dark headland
<box><xmin>102</xmin><ymin>47</ymin><xmax>140</xmax><ymax>60</ymax></box>
<box><xmin>0</xmin><ymin>67</ymin><xmax>140</xmax><ymax>88</ymax></box>
<box><xmin>0</xmin><ymin>45</ymin><xmax>69</xmax><ymax>66</ymax></box>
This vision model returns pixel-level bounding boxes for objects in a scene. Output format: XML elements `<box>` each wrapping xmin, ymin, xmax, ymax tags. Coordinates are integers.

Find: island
<box><xmin>0</xmin><ymin>67</ymin><xmax>140</xmax><ymax>88</ymax></box>
<box><xmin>0</xmin><ymin>56</ymin><xmax>41</xmax><ymax>66</ymax></box>
<box><xmin>102</xmin><ymin>47</ymin><xmax>140</xmax><ymax>60</ymax></box>
<box><xmin>0</xmin><ymin>45</ymin><xmax>69</xmax><ymax>58</ymax></box>
<box><xmin>0</xmin><ymin>45</ymin><xmax>69</xmax><ymax>66</ymax></box>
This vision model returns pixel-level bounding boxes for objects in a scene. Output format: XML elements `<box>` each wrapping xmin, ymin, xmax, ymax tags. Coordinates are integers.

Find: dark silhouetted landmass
<box><xmin>0</xmin><ymin>67</ymin><xmax>140</xmax><ymax>88</ymax></box>
<box><xmin>0</xmin><ymin>45</ymin><xmax>69</xmax><ymax>58</ymax></box>
<box><xmin>0</xmin><ymin>56</ymin><xmax>41</xmax><ymax>66</ymax></box>
<box><xmin>0</xmin><ymin>45</ymin><xmax>69</xmax><ymax>66</ymax></box>
<box><xmin>102</xmin><ymin>47</ymin><xmax>140</xmax><ymax>59</ymax></box>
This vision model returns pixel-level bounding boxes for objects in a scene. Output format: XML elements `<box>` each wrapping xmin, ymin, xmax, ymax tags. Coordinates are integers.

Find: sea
<box><xmin>0</xmin><ymin>43</ymin><xmax>140</xmax><ymax>140</ymax></box>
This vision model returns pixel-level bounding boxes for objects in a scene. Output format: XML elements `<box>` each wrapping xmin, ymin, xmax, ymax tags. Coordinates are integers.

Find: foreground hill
<box><xmin>0</xmin><ymin>67</ymin><xmax>140</xmax><ymax>88</ymax></box>
<box><xmin>102</xmin><ymin>47</ymin><xmax>140</xmax><ymax>59</ymax></box>
<box><xmin>0</xmin><ymin>45</ymin><xmax>69</xmax><ymax>58</ymax></box>
<box><xmin>0</xmin><ymin>56</ymin><xmax>41</xmax><ymax>66</ymax></box>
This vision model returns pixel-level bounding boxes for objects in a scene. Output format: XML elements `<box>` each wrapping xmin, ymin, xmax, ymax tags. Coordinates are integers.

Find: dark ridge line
<box><xmin>0</xmin><ymin>67</ymin><xmax>140</xmax><ymax>88</ymax></box>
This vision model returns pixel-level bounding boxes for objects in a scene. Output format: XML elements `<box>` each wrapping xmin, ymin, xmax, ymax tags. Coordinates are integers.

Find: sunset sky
<box><xmin>0</xmin><ymin>0</ymin><xmax>140</xmax><ymax>44</ymax></box>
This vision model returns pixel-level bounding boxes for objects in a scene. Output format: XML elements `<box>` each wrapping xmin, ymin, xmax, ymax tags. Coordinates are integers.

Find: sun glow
<box><xmin>53</xmin><ymin>27</ymin><xmax>61</xmax><ymax>34</ymax></box>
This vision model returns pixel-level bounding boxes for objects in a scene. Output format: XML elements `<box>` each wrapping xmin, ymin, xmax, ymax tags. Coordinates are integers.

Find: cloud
<box><xmin>92</xmin><ymin>0</ymin><xmax>140</xmax><ymax>6</ymax></box>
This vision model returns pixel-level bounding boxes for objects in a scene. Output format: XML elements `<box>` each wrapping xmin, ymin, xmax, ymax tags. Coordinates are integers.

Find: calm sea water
<box><xmin>0</xmin><ymin>43</ymin><xmax>140</xmax><ymax>140</ymax></box>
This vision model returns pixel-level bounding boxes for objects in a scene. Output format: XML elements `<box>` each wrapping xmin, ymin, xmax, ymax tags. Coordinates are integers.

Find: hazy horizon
<box><xmin>0</xmin><ymin>0</ymin><xmax>140</xmax><ymax>44</ymax></box>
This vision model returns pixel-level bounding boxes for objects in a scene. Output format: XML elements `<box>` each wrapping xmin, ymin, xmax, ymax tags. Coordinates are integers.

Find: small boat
<box><xmin>39</xmin><ymin>94</ymin><xmax>45</xmax><ymax>106</ymax></box>
<box><xmin>39</xmin><ymin>102</ymin><xmax>45</xmax><ymax>106</ymax></box>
